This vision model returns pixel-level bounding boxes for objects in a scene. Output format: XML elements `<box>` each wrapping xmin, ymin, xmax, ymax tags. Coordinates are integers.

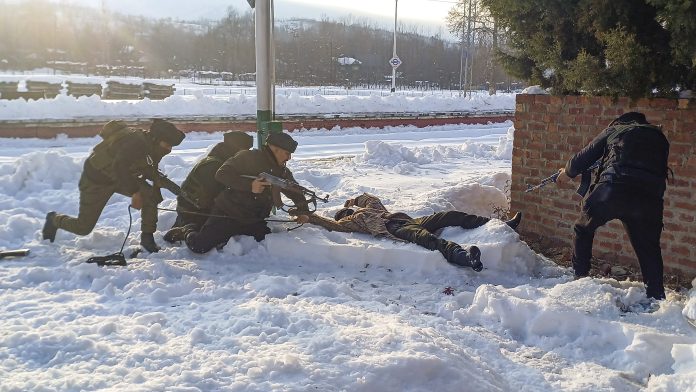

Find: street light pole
<box><xmin>254</xmin><ymin>0</ymin><xmax>280</xmax><ymax>147</ymax></box>
<box><xmin>390</xmin><ymin>0</ymin><xmax>398</xmax><ymax>93</ymax></box>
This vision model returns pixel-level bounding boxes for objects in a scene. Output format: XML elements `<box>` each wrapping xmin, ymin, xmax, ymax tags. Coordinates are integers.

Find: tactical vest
<box><xmin>179</xmin><ymin>156</ymin><xmax>225</xmax><ymax>210</ymax></box>
<box><xmin>599</xmin><ymin>122</ymin><xmax>670</xmax><ymax>189</ymax></box>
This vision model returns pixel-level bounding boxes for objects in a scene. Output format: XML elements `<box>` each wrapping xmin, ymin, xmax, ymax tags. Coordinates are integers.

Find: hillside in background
<box><xmin>0</xmin><ymin>1</ymin><xmax>515</xmax><ymax>90</ymax></box>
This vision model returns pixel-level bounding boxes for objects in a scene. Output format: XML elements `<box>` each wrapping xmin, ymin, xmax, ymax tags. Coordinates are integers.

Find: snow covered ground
<box><xmin>1</xmin><ymin>120</ymin><xmax>696</xmax><ymax>391</ymax></box>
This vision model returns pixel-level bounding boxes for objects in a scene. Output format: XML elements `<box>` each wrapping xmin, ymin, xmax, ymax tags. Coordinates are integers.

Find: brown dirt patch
<box><xmin>520</xmin><ymin>233</ymin><xmax>693</xmax><ymax>294</ymax></box>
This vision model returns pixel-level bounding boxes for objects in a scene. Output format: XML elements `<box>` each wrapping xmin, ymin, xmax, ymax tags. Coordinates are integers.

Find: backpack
<box><xmin>599</xmin><ymin>122</ymin><xmax>670</xmax><ymax>189</ymax></box>
<box><xmin>87</xmin><ymin>120</ymin><xmax>139</xmax><ymax>173</ymax></box>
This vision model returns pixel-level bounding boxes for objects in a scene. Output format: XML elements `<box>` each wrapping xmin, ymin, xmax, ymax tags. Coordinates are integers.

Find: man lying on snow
<box><xmin>307</xmin><ymin>193</ymin><xmax>522</xmax><ymax>271</ymax></box>
<box><xmin>42</xmin><ymin>119</ymin><xmax>185</xmax><ymax>253</ymax></box>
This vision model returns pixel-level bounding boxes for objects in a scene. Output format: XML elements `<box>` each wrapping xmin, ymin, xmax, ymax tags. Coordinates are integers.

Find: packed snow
<box><xmin>1</xmin><ymin>118</ymin><xmax>695</xmax><ymax>391</ymax></box>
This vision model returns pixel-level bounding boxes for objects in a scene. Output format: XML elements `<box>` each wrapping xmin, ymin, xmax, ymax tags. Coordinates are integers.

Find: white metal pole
<box><xmin>390</xmin><ymin>0</ymin><xmax>398</xmax><ymax>93</ymax></box>
<box><xmin>255</xmin><ymin>0</ymin><xmax>273</xmax><ymax>115</ymax></box>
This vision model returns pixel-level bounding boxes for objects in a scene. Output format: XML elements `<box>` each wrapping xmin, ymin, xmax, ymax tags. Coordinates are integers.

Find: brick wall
<box><xmin>511</xmin><ymin>94</ymin><xmax>696</xmax><ymax>276</ymax></box>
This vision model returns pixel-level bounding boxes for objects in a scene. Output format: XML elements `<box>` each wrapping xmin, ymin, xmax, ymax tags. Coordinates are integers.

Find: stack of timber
<box><xmin>25</xmin><ymin>80</ymin><xmax>62</xmax><ymax>99</ymax></box>
<box><xmin>102</xmin><ymin>80</ymin><xmax>143</xmax><ymax>100</ymax></box>
<box><xmin>143</xmin><ymin>82</ymin><xmax>175</xmax><ymax>100</ymax></box>
<box><xmin>0</xmin><ymin>81</ymin><xmax>18</xmax><ymax>99</ymax></box>
<box><xmin>66</xmin><ymin>81</ymin><xmax>103</xmax><ymax>98</ymax></box>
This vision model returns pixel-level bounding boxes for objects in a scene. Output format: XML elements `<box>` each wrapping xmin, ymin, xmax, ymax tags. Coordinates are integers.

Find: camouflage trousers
<box><xmin>53</xmin><ymin>174</ymin><xmax>161</xmax><ymax>236</ymax></box>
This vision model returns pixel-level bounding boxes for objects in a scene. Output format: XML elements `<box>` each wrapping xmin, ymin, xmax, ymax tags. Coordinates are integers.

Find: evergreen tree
<box><xmin>479</xmin><ymin>0</ymin><xmax>696</xmax><ymax>97</ymax></box>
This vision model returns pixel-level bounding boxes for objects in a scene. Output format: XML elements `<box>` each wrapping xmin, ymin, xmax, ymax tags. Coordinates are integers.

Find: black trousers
<box><xmin>184</xmin><ymin>207</ymin><xmax>270</xmax><ymax>254</ymax></box>
<box><xmin>387</xmin><ymin>211</ymin><xmax>489</xmax><ymax>263</ymax></box>
<box><xmin>573</xmin><ymin>183</ymin><xmax>665</xmax><ymax>299</ymax></box>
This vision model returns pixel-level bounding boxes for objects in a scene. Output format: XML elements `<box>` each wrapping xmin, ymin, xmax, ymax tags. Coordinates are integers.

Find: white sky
<box><xmin>283</xmin><ymin>0</ymin><xmax>454</xmax><ymax>24</ymax></box>
<box><xmin>16</xmin><ymin>0</ymin><xmax>456</xmax><ymax>37</ymax></box>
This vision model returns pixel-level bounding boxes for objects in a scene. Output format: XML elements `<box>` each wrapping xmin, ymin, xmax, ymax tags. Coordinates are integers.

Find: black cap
<box><xmin>150</xmin><ymin>119</ymin><xmax>185</xmax><ymax>146</ymax></box>
<box><xmin>224</xmin><ymin>131</ymin><xmax>253</xmax><ymax>151</ymax></box>
<box><xmin>614</xmin><ymin>112</ymin><xmax>648</xmax><ymax>125</ymax></box>
<box><xmin>266</xmin><ymin>132</ymin><xmax>298</xmax><ymax>153</ymax></box>
<box><xmin>334</xmin><ymin>208</ymin><xmax>355</xmax><ymax>221</ymax></box>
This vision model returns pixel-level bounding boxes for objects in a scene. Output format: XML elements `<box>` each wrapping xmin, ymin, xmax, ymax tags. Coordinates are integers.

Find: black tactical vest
<box><xmin>599</xmin><ymin>123</ymin><xmax>670</xmax><ymax>192</ymax></box>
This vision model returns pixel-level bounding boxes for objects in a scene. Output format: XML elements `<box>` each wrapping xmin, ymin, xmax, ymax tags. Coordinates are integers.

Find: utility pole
<box><xmin>252</xmin><ymin>0</ymin><xmax>282</xmax><ymax>147</ymax></box>
<box><xmin>390</xmin><ymin>0</ymin><xmax>399</xmax><ymax>93</ymax></box>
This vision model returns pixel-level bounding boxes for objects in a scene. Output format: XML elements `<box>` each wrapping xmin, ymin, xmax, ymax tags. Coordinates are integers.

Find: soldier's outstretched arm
<box><xmin>565</xmin><ymin>127</ymin><xmax>612</xmax><ymax>178</ymax></box>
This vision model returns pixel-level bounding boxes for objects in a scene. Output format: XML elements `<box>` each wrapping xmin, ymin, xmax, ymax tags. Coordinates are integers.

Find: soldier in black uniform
<box><xmin>163</xmin><ymin>131</ymin><xmax>253</xmax><ymax>243</ymax></box>
<box><xmin>556</xmin><ymin>112</ymin><xmax>669</xmax><ymax>300</ymax></box>
<box><xmin>42</xmin><ymin>119</ymin><xmax>185</xmax><ymax>252</ymax></box>
<box><xmin>168</xmin><ymin>132</ymin><xmax>310</xmax><ymax>253</ymax></box>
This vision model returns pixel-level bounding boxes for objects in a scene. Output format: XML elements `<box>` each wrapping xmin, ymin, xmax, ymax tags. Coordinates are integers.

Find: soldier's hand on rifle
<box><xmin>555</xmin><ymin>168</ymin><xmax>573</xmax><ymax>187</ymax></box>
<box><xmin>131</xmin><ymin>191</ymin><xmax>144</xmax><ymax>210</ymax></box>
<box><xmin>294</xmin><ymin>214</ymin><xmax>310</xmax><ymax>224</ymax></box>
<box><xmin>251</xmin><ymin>177</ymin><xmax>271</xmax><ymax>193</ymax></box>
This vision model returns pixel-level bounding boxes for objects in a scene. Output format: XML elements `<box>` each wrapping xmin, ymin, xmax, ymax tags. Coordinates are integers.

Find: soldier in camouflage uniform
<box><xmin>163</xmin><ymin>131</ymin><xmax>253</xmax><ymax>243</ymax></box>
<box><xmin>328</xmin><ymin>193</ymin><xmax>522</xmax><ymax>271</ymax></box>
<box><xmin>167</xmin><ymin>132</ymin><xmax>311</xmax><ymax>253</ymax></box>
<box><xmin>42</xmin><ymin>119</ymin><xmax>185</xmax><ymax>252</ymax></box>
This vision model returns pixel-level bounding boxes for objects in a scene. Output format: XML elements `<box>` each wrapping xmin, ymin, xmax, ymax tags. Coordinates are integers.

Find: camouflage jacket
<box><xmin>335</xmin><ymin>193</ymin><xmax>412</xmax><ymax>242</ymax></box>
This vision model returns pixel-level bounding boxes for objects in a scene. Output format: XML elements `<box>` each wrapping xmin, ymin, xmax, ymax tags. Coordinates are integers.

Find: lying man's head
<box><xmin>334</xmin><ymin>208</ymin><xmax>355</xmax><ymax>221</ymax></box>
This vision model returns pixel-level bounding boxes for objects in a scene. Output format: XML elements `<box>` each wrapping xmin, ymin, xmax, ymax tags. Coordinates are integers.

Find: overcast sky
<box><xmin>44</xmin><ymin>0</ymin><xmax>457</xmax><ymax>38</ymax></box>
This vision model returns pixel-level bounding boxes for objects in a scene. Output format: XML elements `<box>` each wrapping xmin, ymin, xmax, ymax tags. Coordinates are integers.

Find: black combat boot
<box><xmin>163</xmin><ymin>224</ymin><xmax>197</xmax><ymax>244</ymax></box>
<box><xmin>504</xmin><ymin>212</ymin><xmax>522</xmax><ymax>232</ymax></box>
<box><xmin>42</xmin><ymin>211</ymin><xmax>58</xmax><ymax>242</ymax></box>
<box><xmin>451</xmin><ymin>245</ymin><xmax>483</xmax><ymax>271</ymax></box>
<box><xmin>140</xmin><ymin>232</ymin><xmax>161</xmax><ymax>253</ymax></box>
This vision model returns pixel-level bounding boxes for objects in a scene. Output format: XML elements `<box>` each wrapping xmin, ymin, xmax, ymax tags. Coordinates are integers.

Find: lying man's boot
<box><xmin>140</xmin><ymin>232</ymin><xmax>161</xmax><ymax>253</ymax></box>
<box><xmin>42</xmin><ymin>211</ymin><xmax>58</xmax><ymax>242</ymax></box>
<box><xmin>504</xmin><ymin>212</ymin><xmax>522</xmax><ymax>231</ymax></box>
<box><xmin>451</xmin><ymin>245</ymin><xmax>483</xmax><ymax>271</ymax></box>
<box><xmin>163</xmin><ymin>224</ymin><xmax>197</xmax><ymax>244</ymax></box>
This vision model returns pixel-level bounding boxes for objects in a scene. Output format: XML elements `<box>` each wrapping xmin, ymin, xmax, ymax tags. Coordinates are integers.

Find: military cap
<box><xmin>614</xmin><ymin>112</ymin><xmax>648</xmax><ymax>125</ymax></box>
<box><xmin>265</xmin><ymin>132</ymin><xmax>298</xmax><ymax>153</ymax></box>
<box><xmin>224</xmin><ymin>131</ymin><xmax>253</xmax><ymax>151</ymax></box>
<box><xmin>150</xmin><ymin>119</ymin><xmax>185</xmax><ymax>146</ymax></box>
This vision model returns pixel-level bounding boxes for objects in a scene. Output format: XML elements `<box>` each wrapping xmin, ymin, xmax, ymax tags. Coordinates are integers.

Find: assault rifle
<box><xmin>525</xmin><ymin>161</ymin><xmax>601</xmax><ymax>196</ymax></box>
<box><xmin>242</xmin><ymin>172</ymin><xmax>329</xmax><ymax>212</ymax></box>
<box><xmin>142</xmin><ymin>169</ymin><xmax>201</xmax><ymax>209</ymax></box>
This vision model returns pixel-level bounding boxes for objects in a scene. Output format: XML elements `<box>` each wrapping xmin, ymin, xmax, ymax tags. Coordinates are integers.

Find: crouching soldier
<box><xmin>163</xmin><ymin>131</ymin><xmax>253</xmax><ymax>243</ymax></box>
<box><xmin>166</xmin><ymin>132</ymin><xmax>310</xmax><ymax>253</ymax></box>
<box><xmin>556</xmin><ymin>112</ymin><xmax>669</xmax><ymax>300</ymax></box>
<box><xmin>42</xmin><ymin>119</ymin><xmax>185</xmax><ymax>252</ymax></box>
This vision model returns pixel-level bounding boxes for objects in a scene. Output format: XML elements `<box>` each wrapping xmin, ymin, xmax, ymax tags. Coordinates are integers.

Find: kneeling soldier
<box><xmin>163</xmin><ymin>131</ymin><xmax>253</xmax><ymax>243</ymax></box>
<box><xmin>42</xmin><ymin>119</ymin><xmax>185</xmax><ymax>252</ymax></box>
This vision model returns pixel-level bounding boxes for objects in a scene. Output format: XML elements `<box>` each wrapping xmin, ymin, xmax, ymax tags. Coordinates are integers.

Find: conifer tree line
<box><xmin>463</xmin><ymin>0</ymin><xmax>696</xmax><ymax>97</ymax></box>
<box><xmin>0</xmin><ymin>0</ymin><xmax>520</xmax><ymax>91</ymax></box>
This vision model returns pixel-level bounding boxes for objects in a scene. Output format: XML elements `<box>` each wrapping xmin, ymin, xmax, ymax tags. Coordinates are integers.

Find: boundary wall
<box><xmin>511</xmin><ymin>94</ymin><xmax>696</xmax><ymax>275</ymax></box>
<box><xmin>0</xmin><ymin>113</ymin><xmax>513</xmax><ymax>139</ymax></box>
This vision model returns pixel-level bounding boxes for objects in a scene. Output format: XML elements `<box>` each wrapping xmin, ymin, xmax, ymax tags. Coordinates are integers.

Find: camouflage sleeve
<box><xmin>307</xmin><ymin>214</ymin><xmax>354</xmax><ymax>233</ymax></box>
<box><xmin>353</xmin><ymin>193</ymin><xmax>388</xmax><ymax>212</ymax></box>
